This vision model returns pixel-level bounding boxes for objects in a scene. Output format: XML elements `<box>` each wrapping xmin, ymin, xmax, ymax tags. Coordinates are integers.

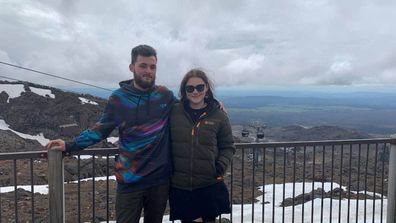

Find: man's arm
<box><xmin>46</xmin><ymin>95</ymin><xmax>119</xmax><ymax>152</ymax></box>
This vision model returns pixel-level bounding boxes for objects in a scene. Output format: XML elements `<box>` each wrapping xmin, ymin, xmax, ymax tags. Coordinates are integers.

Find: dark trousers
<box><xmin>116</xmin><ymin>183</ymin><xmax>169</xmax><ymax>223</ymax></box>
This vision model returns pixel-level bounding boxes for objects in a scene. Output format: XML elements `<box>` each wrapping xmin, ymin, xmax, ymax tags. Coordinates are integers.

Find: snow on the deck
<box><xmin>0</xmin><ymin>119</ymin><xmax>49</xmax><ymax>146</ymax></box>
<box><xmin>79</xmin><ymin>97</ymin><xmax>98</xmax><ymax>105</ymax></box>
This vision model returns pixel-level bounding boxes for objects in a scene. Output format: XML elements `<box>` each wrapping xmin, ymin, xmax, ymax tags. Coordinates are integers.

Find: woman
<box><xmin>169</xmin><ymin>69</ymin><xmax>235</xmax><ymax>223</ymax></box>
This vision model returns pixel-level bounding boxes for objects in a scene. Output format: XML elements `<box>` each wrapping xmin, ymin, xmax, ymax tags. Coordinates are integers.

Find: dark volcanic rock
<box><xmin>0</xmin><ymin>130</ymin><xmax>42</xmax><ymax>152</ymax></box>
<box><xmin>281</xmin><ymin>187</ymin><xmax>381</xmax><ymax>207</ymax></box>
<box><xmin>0</xmin><ymin>81</ymin><xmax>108</xmax><ymax>141</ymax></box>
<box><xmin>0</xmin><ymin>91</ymin><xmax>8</xmax><ymax>104</ymax></box>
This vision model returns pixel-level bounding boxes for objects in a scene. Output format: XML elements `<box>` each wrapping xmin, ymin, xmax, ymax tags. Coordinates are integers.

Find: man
<box><xmin>46</xmin><ymin>45</ymin><xmax>175</xmax><ymax>223</ymax></box>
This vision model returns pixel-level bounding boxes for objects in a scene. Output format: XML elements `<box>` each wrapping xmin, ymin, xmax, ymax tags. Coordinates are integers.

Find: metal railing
<box><xmin>229</xmin><ymin>138</ymin><xmax>393</xmax><ymax>223</ymax></box>
<box><xmin>1</xmin><ymin>137</ymin><xmax>395</xmax><ymax>222</ymax></box>
<box><xmin>0</xmin><ymin>151</ymin><xmax>47</xmax><ymax>223</ymax></box>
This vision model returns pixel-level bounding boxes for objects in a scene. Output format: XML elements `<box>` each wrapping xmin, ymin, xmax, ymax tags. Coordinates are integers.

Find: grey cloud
<box><xmin>1</xmin><ymin>0</ymin><xmax>396</xmax><ymax>88</ymax></box>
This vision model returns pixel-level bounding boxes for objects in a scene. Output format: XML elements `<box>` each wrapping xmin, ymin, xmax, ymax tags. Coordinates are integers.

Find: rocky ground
<box><xmin>0</xmin><ymin>81</ymin><xmax>110</xmax><ymax>140</ymax></box>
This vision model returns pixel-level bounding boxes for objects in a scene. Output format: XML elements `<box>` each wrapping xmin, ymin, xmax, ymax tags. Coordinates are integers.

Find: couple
<box><xmin>46</xmin><ymin>44</ymin><xmax>235</xmax><ymax>223</ymax></box>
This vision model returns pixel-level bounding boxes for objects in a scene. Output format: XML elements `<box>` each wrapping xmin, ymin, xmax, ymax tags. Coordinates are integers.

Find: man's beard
<box><xmin>134</xmin><ymin>74</ymin><xmax>155</xmax><ymax>89</ymax></box>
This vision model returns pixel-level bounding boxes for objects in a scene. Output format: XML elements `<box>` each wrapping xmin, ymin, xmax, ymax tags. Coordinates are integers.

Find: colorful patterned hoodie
<box><xmin>66</xmin><ymin>79</ymin><xmax>176</xmax><ymax>192</ymax></box>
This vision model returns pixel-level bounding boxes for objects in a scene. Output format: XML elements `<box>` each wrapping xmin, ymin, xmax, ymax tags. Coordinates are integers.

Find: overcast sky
<box><xmin>1</xmin><ymin>0</ymin><xmax>396</xmax><ymax>90</ymax></box>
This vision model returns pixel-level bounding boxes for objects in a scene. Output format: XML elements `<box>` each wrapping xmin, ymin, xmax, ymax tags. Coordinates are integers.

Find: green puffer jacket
<box><xmin>170</xmin><ymin>101</ymin><xmax>235</xmax><ymax>190</ymax></box>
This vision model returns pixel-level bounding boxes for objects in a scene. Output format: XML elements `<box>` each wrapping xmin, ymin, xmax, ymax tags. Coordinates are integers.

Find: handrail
<box><xmin>0</xmin><ymin>150</ymin><xmax>47</xmax><ymax>160</ymax></box>
<box><xmin>0</xmin><ymin>138</ymin><xmax>392</xmax><ymax>159</ymax></box>
<box><xmin>236</xmin><ymin>138</ymin><xmax>392</xmax><ymax>148</ymax></box>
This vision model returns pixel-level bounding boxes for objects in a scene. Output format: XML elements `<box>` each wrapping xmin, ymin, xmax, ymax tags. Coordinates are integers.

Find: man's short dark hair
<box><xmin>131</xmin><ymin>45</ymin><xmax>157</xmax><ymax>64</ymax></box>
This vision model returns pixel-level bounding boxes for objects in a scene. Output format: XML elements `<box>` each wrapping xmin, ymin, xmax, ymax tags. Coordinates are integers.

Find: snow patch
<box><xmin>0</xmin><ymin>84</ymin><xmax>55</xmax><ymax>101</ymax></box>
<box><xmin>73</xmin><ymin>155</ymin><xmax>116</xmax><ymax>160</ymax></box>
<box><xmin>222</xmin><ymin>182</ymin><xmax>385</xmax><ymax>222</ymax></box>
<box><xmin>0</xmin><ymin>176</ymin><xmax>118</xmax><ymax>195</ymax></box>
<box><xmin>0</xmin><ymin>119</ymin><xmax>49</xmax><ymax>146</ymax></box>
<box><xmin>107</xmin><ymin>137</ymin><xmax>118</xmax><ymax>144</ymax></box>
<box><xmin>0</xmin><ymin>84</ymin><xmax>25</xmax><ymax>102</ymax></box>
<box><xmin>30</xmin><ymin>86</ymin><xmax>55</xmax><ymax>98</ymax></box>
<box><xmin>79</xmin><ymin>97</ymin><xmax>98</xmax><ymax>105</ymax></box>
<box><xmin>72</xmin><ymin>176</ymin><xmax>116</xmax><ymax>183</ymax></box>
<box><xmin>0</xmin><ymin>185</ymin><xmax>49</xmax><ymax>195</ymax></box>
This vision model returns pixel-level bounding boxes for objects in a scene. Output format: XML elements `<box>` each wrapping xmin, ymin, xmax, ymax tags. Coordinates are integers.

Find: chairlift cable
<box><xmin>0</xmin><ymin>61</ymin><xmax>113</xmax><ymax>92</ymax></box>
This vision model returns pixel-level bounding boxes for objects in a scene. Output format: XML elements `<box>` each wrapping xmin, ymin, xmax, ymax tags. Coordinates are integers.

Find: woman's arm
<box><xmin>216</xmin><ymin>115</ymin><xmax>236</xmax><ymax>176</ymax></box>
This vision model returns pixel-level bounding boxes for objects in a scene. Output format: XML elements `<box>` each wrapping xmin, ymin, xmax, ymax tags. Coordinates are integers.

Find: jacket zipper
<box><xmin>184</xmin><ymin>109</ymin><xmax>195</xmax><ymax>191</ymax></box>
<box><xmin>189</xmin><ymin>112</ymin><xmax>207</xmax><ymax>190</ymax></box>
<box><xmin>190</xmin><ymin>127</ymin><xmax>194</xmax><ymax>190</ymax></box>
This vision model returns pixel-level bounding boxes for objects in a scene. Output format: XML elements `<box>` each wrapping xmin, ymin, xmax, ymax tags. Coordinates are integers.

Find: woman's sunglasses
<box><xmin>185</xmin><ymin>84</ymin><xmax>205</xmax><ymax>93</ymax></box>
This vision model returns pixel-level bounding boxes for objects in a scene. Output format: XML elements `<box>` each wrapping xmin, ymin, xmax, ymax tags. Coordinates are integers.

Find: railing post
<box><xmin>48</xmin><ymin>150</ymin><xmax>65</xmax><ymax>223</ymax></box>
<box><xmin>387</xmin><ymin>134</ymin><xmax>396</xmax><ymax>223</ymax></box>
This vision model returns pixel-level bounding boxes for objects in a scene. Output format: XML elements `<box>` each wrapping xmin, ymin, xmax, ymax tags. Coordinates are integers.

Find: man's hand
<box><xmin>219</xmin><ymin>101</ymin><xmax>227</xmax><ymax>114</ymax></box>
<box><xmin>45</xmin><ymin>139</ymin><xmax>66</xmax><ymax>151</ymax></box>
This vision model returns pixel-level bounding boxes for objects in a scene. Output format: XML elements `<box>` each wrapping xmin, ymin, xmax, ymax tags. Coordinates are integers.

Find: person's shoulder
<box><xmin>155</xmin><ymin>85</ymin><xmax>172</xmax><ymax>94</ymax></box>
<box><xmin>214</xmin><ymin>108</ymin><xmax>228</xmax><ymax>119</ymax></box>
<box><xmin>209</xmin><ymin>100</ymin><xmax>224</xmax><ymax>114</ymax></box>
<box><xmin>211</xmin><ymin>103</ymin><xmax>229</xmax><ymax>121</ymax></box>
<box><xmin>171</xmin><ymin>101</ymin><xmax>184</xmax><ymax>113</ymax></box>
<box><xmin>109</xmin><ymin>87</ymin><xmax>124</xmax><ymax>99</ymax></box>
<box><xmin>171</xmin><ymin>101</ymin><xmax>182</xmax><ymax>109</ymax></box>
<box><xmin>154</xmin><ymin>85</ymin><xmax>176</xmax><ymax>103</ymax></box>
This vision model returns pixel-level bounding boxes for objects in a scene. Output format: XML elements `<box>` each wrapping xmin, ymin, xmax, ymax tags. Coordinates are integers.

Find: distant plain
<box><xmin>66</xmin><ymin>86</ymin><xmax>396</xmax><ymax>136</ymax></box>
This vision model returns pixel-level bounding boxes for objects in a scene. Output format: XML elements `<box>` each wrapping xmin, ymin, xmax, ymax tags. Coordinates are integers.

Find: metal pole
<box><xmin>48</xmin><ymin>150</ymin><xmax>65</xmax><ymax>223</ymax></box>
<box><xmin>387</xmin><ymin>134</ymin><xmax>396</xmax><ymax>223</ymax></box>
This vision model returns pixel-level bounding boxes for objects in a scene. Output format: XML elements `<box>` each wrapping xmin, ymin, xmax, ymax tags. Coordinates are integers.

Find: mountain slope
<box><xmin>0</xmin><ymin>81</ymin><xmax>113</xmax><ymax>151</ymax></box>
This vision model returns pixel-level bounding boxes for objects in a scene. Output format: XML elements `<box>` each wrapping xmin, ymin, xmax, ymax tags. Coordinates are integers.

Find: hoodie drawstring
<box><xmin>147</xmin><ymin>94</ymin><xmax>151</xmax><ymax>116</ymax></box>
<box><xmin>135</xmin><ymin>93</ymin><xmax>152</xmax><ymax>125</ymax></box>
<box><xmin>135</xmin><ymin>95</ymin><xmax>142</xmax><ymax>124</ymax></box>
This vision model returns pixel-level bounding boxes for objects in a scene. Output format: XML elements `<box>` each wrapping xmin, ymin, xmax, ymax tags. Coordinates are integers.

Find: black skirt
<box><xmin>169</xmin><ymin>181</ymin><xmax>231</xmax><ymax>221</ymax></box>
